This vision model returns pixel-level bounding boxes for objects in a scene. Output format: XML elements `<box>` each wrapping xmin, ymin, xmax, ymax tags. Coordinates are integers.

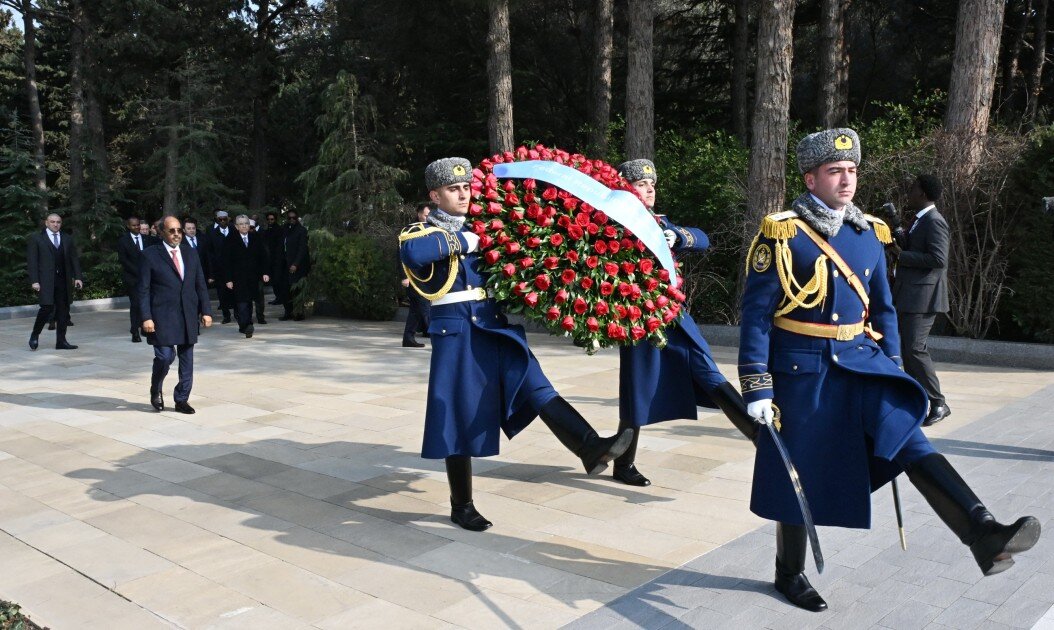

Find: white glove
<box><xmin>664</xmin><ymin>229</ymin><xmax>677</xmax><ymax>248</ymax></box>
<box><xmin>747</xmin><ymin>399</ymin><xmax>774</xmax><ymax>425</ymax></box>
<box><xmin>462</xmin><ymin>232</ymin><xmax>480</xmax><ymax>253</ymax></box>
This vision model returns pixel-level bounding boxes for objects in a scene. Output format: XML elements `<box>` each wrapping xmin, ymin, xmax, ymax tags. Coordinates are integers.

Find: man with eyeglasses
<box><xmin>207</xmin><ymin>210</ymin><xmax>235</xmax><ymax>324</ymax></box>
<box><xmin>222</xmin><ymin>214</ymin><xmax>270</xmax><ymax>337</ymax></box>
<box><xmin>139</xmin><ymin>216</ymin><xmax>212</xmax><ymax>414</ymax></box>
<box><xmin>26</xmin><ymin>213</ymin><xmax>83</xmax><ymax>350</ymax></box>
<box><xmin>117</xmin><ymin>216</ymin><xmax>160</xmax><ymax>342</ymax></box>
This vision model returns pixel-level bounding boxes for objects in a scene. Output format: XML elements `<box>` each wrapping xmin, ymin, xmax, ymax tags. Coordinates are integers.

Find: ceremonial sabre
<box><xmin>892</xmin><ymin>478</ymin><xmax>907</xmax><ymax>550</ymax></box>
<box><xmin>767</xmin><ymin>405</ymin><xmax>824</xmax><ymax>574</ymax></box>
<box><xmin>492</xmin><ymin>160</ymin><xmax>679</xmax><ymax>285</ymax></box>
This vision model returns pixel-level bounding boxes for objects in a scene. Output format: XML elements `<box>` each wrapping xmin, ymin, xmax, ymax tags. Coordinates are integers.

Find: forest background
<box><xmin>1</xmin><ymin>0</ymin><xmax>1052</xmax><ymax>342</ymax></box>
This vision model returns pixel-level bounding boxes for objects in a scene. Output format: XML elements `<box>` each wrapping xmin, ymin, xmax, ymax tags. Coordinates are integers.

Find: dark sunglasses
<box><xmin>165</xmin><ymin>227</ymin><xmax>183</xmax><ymax>234</ymax></box>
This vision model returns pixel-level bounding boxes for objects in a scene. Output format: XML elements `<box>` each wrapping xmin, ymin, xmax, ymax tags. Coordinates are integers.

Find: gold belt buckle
<box><xmin>836</xmin><ymin>324</ymin><xmax>855</xmax><ymax>341</ymax></box>
<box><xmin>474</xmin><ymin>287</ymin><xmax>488</xmax><ymax>301</ymax></box>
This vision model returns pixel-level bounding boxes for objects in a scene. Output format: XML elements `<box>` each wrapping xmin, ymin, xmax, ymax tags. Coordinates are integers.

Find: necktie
<box><xmin>135</xmin><ymin>235</ymin><xmax>141</xmax><ymax>250</ymax></box>
<box><xmin>171</xmin><ymin>249</ymin><xmax>183</xmax><ymax>279</ymax></box>
<box><xmin>190</xmin><ymin>237</ymin><xmax>196</xmax><ymax>248</ymax></box>
<box><xmin>52</xmin><ymin>232</ymin><xmax>59</xmax><ymax>248</ymax></box>
<box><xmin>243</xmin><ymin>235</ymin><xmax>248</xmax><ymax>247</ymax></box>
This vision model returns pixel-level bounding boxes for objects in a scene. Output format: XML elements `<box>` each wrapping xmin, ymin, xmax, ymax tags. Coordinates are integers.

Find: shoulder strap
<box><xmin>792</xmin><ymin>219</ymin><xmax>870</xmax><ymax>316</ymax></box>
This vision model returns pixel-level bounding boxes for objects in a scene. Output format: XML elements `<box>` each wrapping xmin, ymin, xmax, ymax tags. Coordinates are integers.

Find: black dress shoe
<box><xmin>403</xmin><ymin>339</ymin><xmax>425</xmax><ymax>348</ymax></box>
<box><xmin>174</xmin><ymin>401</ymin><xmax>196</xmax><ymax>414</ymax></box>
<box><xmin>775</xmin><ymin>570</ymin><xmax>828</xmax><ymax>612</ymax></box>
<box><xmin>47</xmin><ymin>321</ymin><xmax>56</xmax><ymax>330</ymax></box>
<box><xmin>132</xmin><ymin>332</ymin><xmax>142</xmax><ymax>343</ymax></box>
<box><xmin>292</xmin><ymin>314</ymin><xmax>305</xmax><ymax>321</ymax></box>
<box><xmin>68</xmin><ymin>320</ymin><xmax>74</xmax><ymax>326</ymax></box>
<box><xmin>29</xmin><ymin>336</ymin><xmax>38</xmax><ymax>351</ymax></box>
<box><xmin>613</xmin><ymin>464</ymin><xmax>651</xmax><ymax>486</ymax></box>
<box><xmin>923</xmin><ymin>403</ymin><xmax>952</xmax><ymax>427</ymax></box>
<box><xmin>151</xmin><ymin>391</ymin><xmax>164</xmax><ymax>411</ymax></box>
<box><xmin>55</xmin><ymin>341</ymin><xmax>78</xmax><ymax>350</ymax></box>
<box><xmin>257</xmin><ymin>317</ymin><xmax>267</xmax><ymax>325</ymax></box>
<box><xmin>245</xmin><ymin>325</ymin><xmax>254</xmax><ymax>338</ymax></box>
<box><xmin>278</xmin><ymin>315</ymin><xmax>292</xmax><ymax>321</ymax></box>
<box><xmin>222</xmin><ymin>316</ymin><xmax>232</xmax><ymax>324</ymax></box>
<box><xmin>451</xmin><ymin>502</ymin><xmax>492</xmax><ymax>532</ymax></box>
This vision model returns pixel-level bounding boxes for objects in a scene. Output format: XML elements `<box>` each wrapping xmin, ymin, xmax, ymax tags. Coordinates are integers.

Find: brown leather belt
<box><xmin>773</xmin><ymin>316</ymin><xmax>870</xmax><ymax>341</ymax></box>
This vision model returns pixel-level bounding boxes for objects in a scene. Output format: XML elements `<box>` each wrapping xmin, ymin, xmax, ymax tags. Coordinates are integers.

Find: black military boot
<box><xmin>710</xmin><ymin>381</ymin><xmax>759</xmax><ymax>443</ymax></box>
<box><xmin>539</xmin><ymin>397</ymin><xmax>633</xmax><ymax>475</ymax></box>
<box><xmin>775</xmin><ymin>522</ymin><xmax>827</xmax><ymax>611</ymax></box>
<box><xmin>445</xmin><ymin>455</ymin><xmax>492</xmax><ymax>532</ymax></box>
<box><xmin>612</xmin><ymin>421</ymin><xmax>650</xmax><ymax>486</ymax></box>
<box><xmin>905</xmin><ymin>453</ymin><xmax>1041</xmax><ymax>575</ymax></box>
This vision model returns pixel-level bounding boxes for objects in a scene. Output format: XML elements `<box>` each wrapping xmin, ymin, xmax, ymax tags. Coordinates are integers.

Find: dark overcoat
<box><xmin>117</xmin><ymin>232</ymin><xmax>160</xmax><ymax>289</ymax></box>
<box><xmin>222</xmin><ymin>232</ymin><xmax>270</xmax><ymax>302</ymax></box>
<box><xmin>283</xmin><ymin>223</ymin><xmax>311</xmax><ymax>283</ymax></box>
<box><xmin>26</xmin><ymin>230</ymin><xmax>82</xmax><ymax>307</ymax></box>
<box><xmin>138</xmin><ymin>243</ymin><xmax>212</xmax><ymax>347</ymax></box>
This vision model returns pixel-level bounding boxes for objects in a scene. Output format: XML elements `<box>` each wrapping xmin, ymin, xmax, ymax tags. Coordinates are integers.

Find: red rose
<box><xmin>526</xmin><ymin>236</ymin><xmax>542</xmax><ymax>248</ymax></box>
<box><xmin>504</xmin><ymin>179</ymin><xmax>517</xmax><ymax>192</ymax></box>
<box><xmin>485</xmin><ymin>189</ymin><xmax>499</xmax><ymax>202</ymax></box>
<box><xmin>561</xmin><ymin>316</ymin><xmax>576</xmax><ymax>332</ymax></box>
<box><xmin>663</xmin><ymin>308</ymin><xmax>678</xmax><ymax>323</ymax></box>
<box><xmin>513</xmin><ymin>282</ymin><xmax>528</xmax><ymax>296</ymax></box>
<box><xmin>509</xmin><ymin>209</ymin><xmax>524</xmax><ymax>222</ymax></box>
<box><xmin>608</xmin><ymin>240</ymin><xmax>620</xmax><ymax>254</ymax></box>
<box><xmin>524</xmin><ymin>292</ymin><xmax>539</xmax><ymax>307</ymax></box>
<box><xmin>557</xmin><ymin>215</ymin><xmax>571</xmax><ymax>229</ymax></box>
<box><xmin>545</xmin><ymin>306</ymin><xmax>561</xmax><ymax>321</ymax></box>
<box><xmin>618</xmin><ymin>282</ymin><xmax>632</xmax><ymax>297</ymax></box>
<box><xmin>639</xmin><ymin>259</ymin><xmax>654</xmax><ymax>275</ymax></box>
<box><xmin>542</xmin><ymin>186</ymin><xmax>558</xmax><ymax>200</ymax></box>
<box><xmin>496</xmin><ymin>233</ymin><xmax>510</xmax><ymax>245</ymax></box>
<box><xmin>576</xmin><ymin>212</ymin><xmax>591</xmax><ymax>227</ymax></box>
<box><xmin>586</xmin><ymin>317</ymin><xmax>600</xmax><ymax>332</ymax></box>
<box><xmin>567</xmin><ymin>224</ymin><xmax>584</xmax><ymax>240</ymax></box>
<box><xmin>550</xmin><ymin>233</ymin><xmax>564</xmax><ymax>247</ymax></box>
<box><xmin>606</xmin><ymin>322</ymin><xmax>625</xmax><ymax>340</ymax></box>
<box><xmin>518</xmin><ymin>257</ymin><xmax>534</xmax><ymax>269</ymax></box>
<box><xmin>505</xmin><ymin>241</ymin><xmax>521</xmax><ymax>255</ymax></box>
<box><xmin>516</xmin><ymin>224</ymin><xmax>531</xmax><ymax>236</ymax></box>
<box><xmin>573</xmin><ymin>296</ymin><xmax>588</xmax><ymax>314</ymax></box>
<box><xmin>629</xmin><ymin>306</ymin><xmax>642</xmax><ymax>321</ymax></box>
<box><xmin>535</xmin><ymin>274</ymin><xmax>551</xmax><ymax>290</ymax></box>
<box><xmin>599</xmin><ymin>281</ymin><xmax>614</xmax><ymax>296</ymax></box>
<box><xmin>644</xmin><ymin>278</ymin><xmax>659</xmax><ymax>291</ymax></box>
<box><xmin>505</xmin><ymin>193</ymin><xmax>520</xmax><ymax>206</ymax></box>
<box><xmin>621</xmin><ymin>238</ymin><xmax>633</xmax><ymax>250</ymax></box>
<box><xmin>595</xmin><ymin>300</ymin><xmax>609</xmax><ymax>316</ymax></box>
<box><xmin>658</xmin><ymin>269</ymin><xmax>670</xmax><ymax>282</ymax></box>
<box><xmin>615</xmin><ymin>304</ymin><xmax>628</xmax><ymax>319</ymax></box>
<box><xmin>603</xmin><ymin>262</ymin><xmax>619</xmax><ymax>276</ymax></box>
<box><xmin>488</xmin><ymin>219</ymin><xmax>504</xmax><ymax>231</ymax></box>
<box><xmin>646</xmin><ymin>317</ymin><xmax>661</xmax><ymax>332</ymax></box>
<box><xmin>656</xmin><ymin>295</ymin><xmax>670</xmax><ymax>308</ymax></box>
<box><xmin>586</xmin><ymin>223</ymin><xmax>599</xmax><ymax>235</ymax></box>
<box><xmin>523</xmin><ymin>178</ymin><xmax>537</xmax><ymax>190</ymax></box>
<box><xmin>603</xmin><ymin>225</ymin><xmax>618</xmax><ymax>238</ymax></box>
<box><xmin>585</xmin><ymin>256</ymin><xmax>599</xmax><ymax>269</ymax></box>
<box><xmin>538</xmin><ymin>215</ymin><xmax>553</xmax><ymax>228</ymax></box>
<box><xmin>621</xmin><ymin>262</ymin><xmax>636</xmax><ymax>275</ymax></box>
<box><xmin>526</xmin><ymin>204</ymin><xmax>541</xmax><ymax>220</ymax></box>
<box><xmin>580</xmin><ymin>277</ymin><xmax>594</xmax><ymax>290</ymax></box>
<box><xmin>479</xmin><ymin>234</ymin><xmax>494</xmax><ymax>249</ymax></box>
<box><xmin>523</xmin><ymin>192</ymin><xmax>537</xmax><ymax>204</ymax></box>
<box><xmin>594</xmin><ymin>240</ymin><xmax>608</xmax><ymax>254</ymax></box>
<box><xmin>565</xmin><ymin>250</ymin><xmax>579</xmax><ymax>263</ymax></box>
<box><xmin>644</xmin><ymin>299</ymin><xmax>657</xmax><ymax>312</ymax></box>
<box><xmin>484</xmin><ymin>250</ymin><xmax>501</xmax><ymax>265</ymax></box>
<box><xmin>594</xmin><ymin>211</ymin><xmax>609</xmax><ymax>224</ymax></box>
<box><xmin>544</xmin><ymin>256</ymin><xmax>560</xmax><ymax>269</ymax></box>
<box><xmin>630</xmin><ymin>326</ymin><xmax>646</xmax><ymax>341</ymax></box>
<box><xmin>502</xmin><ymin>263</ymin><xmax>516</xmax><ymax>277</ymax></box>
<box><xmin>630</xmin><ymin>284</ymin><xmax>642</xmax><ymax>299</ymax></box>
<box><xmin>637</xmin><ymin>240</ymin><xmax>647</xmax><ymax>252</ymax></box>
<box><xmin>562</xmin><ymin>197</ymin><xmax>579</xmax><ymax>211</ymax></box>
<box><xmin>561</xmin><ymin>269</ymin><xmax>577</xmax><ymax>284</ymax></box>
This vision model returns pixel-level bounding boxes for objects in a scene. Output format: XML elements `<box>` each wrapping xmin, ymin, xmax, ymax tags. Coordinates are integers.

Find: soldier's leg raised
<box><xmin>775</xmin><ymin>522</ymin><xmax>828</xmax><ymax>612</ymax></box>
<box><xmin>539</xmin><ymin>396</ymin><xmax>633</xmax><ymax>475</ymax></box>
<box><xmin>899</xmin><ymin>434</ymin><xmax>1040</xmax><ymax>575</ymax></box>
<box><xmin>445</xmin><ymin>455</ymin><xmax>492</xmax><ymax>532</ymax></box>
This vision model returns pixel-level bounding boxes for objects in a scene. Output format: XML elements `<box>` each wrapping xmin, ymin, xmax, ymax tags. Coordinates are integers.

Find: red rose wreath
<box><xmin>467</xmin><ymin>144</ymin><xmax>687</xmax><ymax>353</ymax></box>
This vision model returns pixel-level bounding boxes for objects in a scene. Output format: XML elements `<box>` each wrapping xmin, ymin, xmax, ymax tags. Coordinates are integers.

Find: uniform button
<box><xmin>441</xmin><ymin>329</ymin><xmax>447</xmax><ymax>334</ymax></box>
<box><xmin>466</xmin><ymin>284</ymin><xmax>473</xmax><ymax>290</ymax></box>
<box><xmin>864</xmin><ymin>268</ymin><xmax>870</xmax><ymax>277</ymax></box>
<box><xmin>832</xmin><ymin>313</ymin><xmax>840</xmax><ymax>322</ymax></box>
<box><xmin>833</xmin><ymin>269</ymin><xmax>840</xmax><ymax>278</ymax></box>
<box><xmin>862</xmin><ymin>310</ymin><xmax>867</xmax><ymax>318</ymax></box>
<box><xmin>459</xmin><ymin>255</ymin><xmax>465</xmax><ymax>260</ymax></box>
<box><xmin>792</xmin><ymin>365</ymin><xmax>798</xmax><ymax>371</ymax></box>
<box><xmin>471</xmin><ymin>316</ymin><xmax>477</xmax><ymax>322</ymax></box>
<box><xmin>832</xmin><ymin>354</ymin><xmax>839</xmax><ymax>362</ymax></box>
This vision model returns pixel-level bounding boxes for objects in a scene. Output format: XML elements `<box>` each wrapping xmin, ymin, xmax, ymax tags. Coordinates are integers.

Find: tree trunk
<box><xmin>249</xmin><ymin>0</ymin><xmax>270</xmax><ymax>212</ymax></box>
<box><xmin>163</xmin><ymin>76</ymin><xmax>180</xmax><ymax>216</ymax></box>
<box><xmin>587</xmin><ymin>0</ymin><xmax>613</xmax><ymax>155</ymax></box>
<box><xmin>68</xmin><ymin>0</ymin><xmax>86</xmax><ymax>217</ymax></box>
<box><xmin>944</xmin><ymin>0</ymin><xmax>1006</xmax><ymax>182</ymax></box>
<box><xmin>1000</xmin><ymin>0</ymin><xmax>1031</xmax><ymax>112</ymax></box>
<box><xmin>731</xmin><ymin>0</ymin><xmax>752</xmax><ymax>144</ymax></box>
<box><xmin>745</xmin><ymin>0</ymin><xmax>795</xmax><ymax>227</ymax></box>
<box><xmin>1027</xmin><ymin>0</ymin><xmax>1049</xmax><ymax>121</ymax></box>
<box><xmin>20</xmin><ymin>0</ymin><xmax>47</xmax><ymax>213</ymax></box>
<box><xmin>486</xmin><ymin>0</ymin><xmax>514</xmax><ymax>154</ymax></box>
<box><xmin>624</xmin><ymin>0</ymin><xmax>655</xmax><ymax>160</ymax></box>
<box><xmin>817</xmin><ymin>0</ymin><xmax>851</xmax><ymax>127</ymax></box>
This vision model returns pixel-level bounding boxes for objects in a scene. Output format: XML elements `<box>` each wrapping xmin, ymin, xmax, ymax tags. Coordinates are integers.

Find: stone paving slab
<box><xmin>0</xmin><ymin>308</ymin><xmax>1051</xmax><ymax>629</ymax></box>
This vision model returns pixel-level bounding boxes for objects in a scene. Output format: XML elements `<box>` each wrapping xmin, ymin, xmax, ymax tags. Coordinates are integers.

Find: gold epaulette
<box><xmin>760</xmin><ymin>210</ymin><xmax>799</xmax><ymax>240</ymax></box>
<box><xmin>863</xmin><ymin>214</ymin><xmax>892</xmax><ymax>245</ymax></box>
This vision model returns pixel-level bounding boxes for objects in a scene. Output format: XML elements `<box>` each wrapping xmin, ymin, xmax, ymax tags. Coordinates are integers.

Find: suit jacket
<box><xmin>205</xmin><ymin>226</ymin><xmax>233</xmax><ymax>281</ymax></box>
<box><xmin>138</xmin><ymin>243</ymin><xmax>212</xmax><ymax>346</ymax></box>
<box><xmin>222</xmin><ymin>232</ymin><xmax>270</xmax><ymax>301</ymax></box>
<box><xmin>116</xmin><ymin>232</ymin><xmax>160</xmax><ymax>288</ymax></box>
<box><xmin>282</xmin><ymin>223</ymin><xmax>311</xmax><ymax>282</ymax></box>
<box><xmin>26</xmin><ymin>229</ymin><xmax>83</xmax><ymax>307</ymax></box>
<box><xmin>181</xmin><ymin>232</ymin><xmax>209</xmax><ymax>279</ymax></box>
<box><xmin>892</xmin><ymin>208</ymin><xmax>950</xmax><ymax>314</ymax></box>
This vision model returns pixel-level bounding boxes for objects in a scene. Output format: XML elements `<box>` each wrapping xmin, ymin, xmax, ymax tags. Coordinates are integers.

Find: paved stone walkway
<box><xmin>0</xmin><ymin>308</ymin><xmax>1051</xmax><ymax>629</ymax></box>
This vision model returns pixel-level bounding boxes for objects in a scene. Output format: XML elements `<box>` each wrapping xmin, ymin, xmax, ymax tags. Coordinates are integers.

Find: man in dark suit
<box><xmin>26</xmin><ymin>213</ymin><xmax>83</xmax><ymax>350</ymax></box>
<box><xmin>223</xmin><ymin>214</ymin><xmax>270</xmax><ymax>338</ymax></box>
<box><xmin>117</xmin><ymin>216</ymin><xmax>160</xmax><ymax>342</ymax></box>
<box><xmin>277</xmin><ymin>210</ymin><xmax>310</xmax><ymax>321</ymax></box>
<box><xmin>893</xmin><ymin>174</ymin><xmax>952</xmax><ymax>426</ymax></box>
<box><xmin>139</xmin><ymin>216</ymin><xmax>213</xmax><ymax>414</ymax></box>
<box><xmin>206</xmin><ymin>210</ymin><xmax>234</xmax><ymax>324</ymax></box>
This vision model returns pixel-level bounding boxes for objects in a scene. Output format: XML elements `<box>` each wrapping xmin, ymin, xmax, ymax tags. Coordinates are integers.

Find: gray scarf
<box><xmin>790</xmin><ymin>193</ymin><xmax>870</xmax><ymax>238</ymax></box>
<box><xmin>427</xmin><ymin>208</ymin><xmax>466</xmax><ymax>233</ymax></box>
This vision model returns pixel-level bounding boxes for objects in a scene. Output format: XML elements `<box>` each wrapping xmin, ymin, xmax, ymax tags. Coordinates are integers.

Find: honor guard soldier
<box><xmin>739</xmin><ymin>129</ymin><xmax>1040</xmax><ymax>611</ymax></box>
<box><xmin>614</xmin><ymin>159</ymin><xmax>757</xmax><ymax>487</ymax></box>
<box><xmin>400</xmin><ymin>157</ymin><xmax>632</xmax><ymax>532</ymax></box>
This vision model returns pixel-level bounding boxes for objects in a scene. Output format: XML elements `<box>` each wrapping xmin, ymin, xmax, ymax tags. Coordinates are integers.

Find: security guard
<box><xmin>615</xmin><ymin>159</ymin><xmax>757</xmax><ymax>487</ymax></box>
<box><xmin>400</xmin><ymin>157</ymin><xmax>632</xmax><ymax>532</ymax></box>
<box><xmin>740</xmin><ymin>129</ymin><xmax>1040</xmax><ymax>611</ymax></box>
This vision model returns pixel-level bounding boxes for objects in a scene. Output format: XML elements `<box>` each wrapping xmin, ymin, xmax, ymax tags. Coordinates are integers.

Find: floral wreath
<box><xmin>468</xmin><ymin>144</ymin><xmax>686</xmax><ymax>353</ymax></box>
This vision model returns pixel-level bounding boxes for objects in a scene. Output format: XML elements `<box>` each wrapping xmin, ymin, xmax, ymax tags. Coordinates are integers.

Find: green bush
<box><xmin>303</xmin><ymin>229</ymin><xmax>398</xmax><ymax>320</ymax></box>
<box><xmin>1</xmin><ymin>598</ymin><xmax>45</xmax><ymax>629</ymax></box>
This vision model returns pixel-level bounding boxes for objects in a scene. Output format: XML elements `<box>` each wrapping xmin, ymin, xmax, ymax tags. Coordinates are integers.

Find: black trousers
<box><xmin>254</xmin><ymin>281</ymin><xmax>266</xmax><ymax>321</ymax></box>
<box><xmin>898</xmin><ymin>312</ymin><xmax>945</xmax><ymax>405</ymax></box>
<box><xmin>216</xmin><ymin>283</ymin><xmax>234</xmax><ymax>314</ymax></box>
<box><xmin>234</xmin><ymin>301</ymin><xmax>254</xmax><ymax>331</ymax></box>
<box><xmin>402</xmin><ymin>289</ymin><xmax>430</xmax><ymax>342</ymax></box>
<box><xmin>126</xmin><ymin>282</ymin><xmax>142</xmax><ymax>333</ymax></box>
<box><xmin>32</xmin><ymin>279</ymin><xmax>69</xmax><ymax>343</ymax></box>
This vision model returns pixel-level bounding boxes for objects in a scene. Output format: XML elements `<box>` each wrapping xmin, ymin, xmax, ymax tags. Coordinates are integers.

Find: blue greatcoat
<box><xmin>619</xmin><ymin>217</ymin><xmax>727</xmax><ymax>426</ymax></box>
<box><xmin>738</xmin><ymin>204</ymin><xmax>931</xmax><ymax>528</ymax></box>
<box><xmin>400</xmin><ymin>223</ymin><xmax>558</xmax><ymax>459</ymax></box>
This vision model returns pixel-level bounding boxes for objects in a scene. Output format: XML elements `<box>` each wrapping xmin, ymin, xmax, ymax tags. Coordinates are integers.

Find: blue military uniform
<box><xmin>400</xmin><ymin>223</ymin><xmax>558</xmax><ymax>459</ymax></box>
<box><xmin>619</xmin><ymin>217</ymin><xmax>726</xmax><ymax>425</ymax></box>
<box><xmin>739</xmin><ymin>195</ymin><xmax>934</xmax><ymax>528</ymax></box>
